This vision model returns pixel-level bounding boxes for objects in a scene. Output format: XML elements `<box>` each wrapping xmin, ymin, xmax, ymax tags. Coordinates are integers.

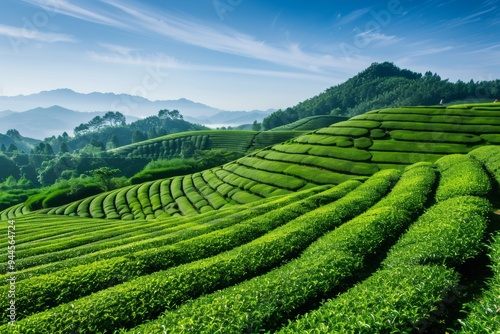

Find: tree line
<box><xmin>262</xmin><ymin>62</ymin><xmax>500</xmax><ymax>130</ymax></box>
<box><xmin>0</xmin><ymin>109</ymin><xmax>207</xmax><ymax>187</ymax></box>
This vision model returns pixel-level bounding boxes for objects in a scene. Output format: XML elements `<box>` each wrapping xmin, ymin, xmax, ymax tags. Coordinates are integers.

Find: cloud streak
<box><xmin>102</xmin><ymin>0</ymin><xmax>358</xmax><ymax>73</ymax></box>
<box><xmin>0</xmin><ymin>23</ymin><xmax>74</xmax><ymax>42</ymax></box>
<box><xmin>88</xmin><ymin>49</ymin><xmax>336</xmax><ymax>83</ymax></box>
<box><xmin>336</xmin><ymin>8</ymin><xmax>371</xmax><ymax>27</ymax></box>
<box><xmin>22</xmin><ymin>0</ymin><xmax>126</xmax><ymax>27</ymax></box>
<box><xmin>24</xmin><ymin>0</ymin><xmax>365</xmax><ymax>74</ymax></box>
<box><xmin>444</xmin><ymin>6</ymin><xmax>497</xmax><ymax>28</ymax></box>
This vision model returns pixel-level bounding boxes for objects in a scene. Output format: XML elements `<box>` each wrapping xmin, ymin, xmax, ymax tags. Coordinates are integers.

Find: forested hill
<box><xmin>263</xmin><ymin>62</ymin><xmax>500</xmax><ymax>129</ymax></box>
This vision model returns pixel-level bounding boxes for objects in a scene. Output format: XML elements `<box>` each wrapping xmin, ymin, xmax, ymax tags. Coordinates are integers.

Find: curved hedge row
<box><xmin>1</xmin><ymin>145</ymin><xmax>500</xmax><ymax>333</ymax></box>
<box><xmin>5</xmin><ymin>103</ymin><xmax>500</xmax><ymax>222</ymax></box>
<box><xmin>111</xmin><ymin>130</ymin><xmax>305</xmax><ymax>160</ymax></box>
<box><xmin>2</xmin><ymin>170</ymin><xmax>399</xmax><ymax>332</ymax></box>
<box><xmin>280</xmin><ymin>195</ymin><xmax>491</xmax><ymax>333</ymax></box>
<box><xmin>0</xmin><ymin>183</ymin><xmax>353</xmax><ymax>321</ymax></box>
<box><xmin>127</xmin><ymin>163</ymin><xmax>436</xmax><ymax>333</ymax></box>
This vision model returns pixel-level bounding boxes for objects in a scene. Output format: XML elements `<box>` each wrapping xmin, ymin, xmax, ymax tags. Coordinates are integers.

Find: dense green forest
<box><xmin>262</xmin><ymin>62</ymin><xmax>500</xmax><ymax>129</ymax></box>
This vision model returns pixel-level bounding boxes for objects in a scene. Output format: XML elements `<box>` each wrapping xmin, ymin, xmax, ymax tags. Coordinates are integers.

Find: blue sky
<box><xmin>1</xmin><ymin>0</ymin><xmax>499</xmax><ymax>113</ymax></box>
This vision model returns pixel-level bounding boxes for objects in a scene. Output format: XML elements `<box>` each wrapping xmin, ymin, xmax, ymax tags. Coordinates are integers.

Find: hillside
<box><xmin>0</xmin><ymin>132</ymin><xmax>40</xmax><ymax>154</ymax></box>
<box><xmin>263</xmin><ymin>62</ymin><xmax>500</xmax><ymax>129</ymax></box>
<box><xmin>110</xmin><ymin>130</ymin><xmax>308</xmax><ymax>160</ymax></box>
<box><xmin>270</xmin><ymin>115</ymin><xmax>348</xmax><ymax>131</ymax></box>
<box><xmin>7</xmin><ymin>103</ymin><xmax>498</xmax><ymax>219</ymax></box>
<box><xmin>1</xmin><ymin>103</ymin><xmax>500</xmax><ymax>333</ymax></box>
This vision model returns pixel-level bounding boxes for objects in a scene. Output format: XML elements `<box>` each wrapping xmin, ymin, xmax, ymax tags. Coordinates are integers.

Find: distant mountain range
<box><xmin>0</xmin><ymin>89</ymin><xmax>274</xmax><ymax>139</ymax></box>
<box><xmin>0</xmin><ymin>106</ymin><xmax>137</xmax><ymax>140</ymax></box>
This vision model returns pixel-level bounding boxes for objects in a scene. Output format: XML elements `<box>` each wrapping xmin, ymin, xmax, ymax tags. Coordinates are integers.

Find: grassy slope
<box><xmin>109</xmin><ymin>130</ymin><xmax>308</xmax><ymax>159</ymax></box>
<box><xmin>270</xmin><ymin>115</ymin><xmax>348</xmax><ymax>131</ymax></box>
<box><xmin>0</xmin><ymin>145</ymin><xmax>498</xmax><ymax>333</ymax></box>
<box><xmin>4</xmin><ymin>103</ymin><xmax>499</xmax><ymax>220</ymax></box>
<box><xmin>0</xmin><ymin>103</ymin><xmax>500</xmax><ymax>332</ymax></box>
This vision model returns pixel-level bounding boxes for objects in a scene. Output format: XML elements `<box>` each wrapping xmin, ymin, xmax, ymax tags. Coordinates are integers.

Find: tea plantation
<box><xmin>1</xmin><ymin>103</ymin><xmax>500</xmax><ymax>333</ymax></box>
<box><xmin>109</xmin><ymin>130</ymin><xmax>308</xmax><ymax>160</ymax></box>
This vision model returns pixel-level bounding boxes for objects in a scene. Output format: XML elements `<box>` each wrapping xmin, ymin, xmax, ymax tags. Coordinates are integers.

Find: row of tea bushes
<box><xmin>277</xmin><ymin>194</ymin><xmax>491</xmax><ymax>333</ymax></box>
<box><xmin>0</xmin><ymin>182</ymin><xmax>355</xmax><ymax>322</ymax></box>
<box><xmin>127</xmin><ymin>163</ymin><xmax>436</xmax><ymax>333</ymax></box>
<box><xmin>2</xmin><ymin>170</ymin><xmax>399</xmax><ymax>332</ymax></box>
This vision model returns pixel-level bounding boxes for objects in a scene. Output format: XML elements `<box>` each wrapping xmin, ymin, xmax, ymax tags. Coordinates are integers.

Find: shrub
<box><xmin>130</xmin><ymin>168</ymin><xmax>439</xmax><ymax>334</ymax></box>
<box><xmin>5</xmin><ymin>178</ymin><xmax>377</xmax><ymax>332</ymax></box>
<box><xmin>336</xmin><ymin>139</ymin><xmax>353</xmax><ymax>147</ymax></box>
<box><xmin>458</xmin><ymin>232</ymin><xmax>500</xmax><ymax>333</ymax></box>
<box><xmin>316</xmin><ymin>127</ymin><xmax>369</xmax><ymax>137</ymax></box>
<box><xmin>370</xmin><ymin>128</ymin><xmax>387</xmax><ymax>139</ymax></box>
<box><xmin>390</xmin><ymin>130</ymin><xmax>482</xmax><ymax>144</ymax></box>
<box><xmin>333</xmin><ymin>120</ymin><xmax>381</xmax><ymax>129</ymax></box>
<box><xmin>371</xmin><ymin>151</ymin><xmax>443</xmax><ymax>164</ymax></box>
<box><xmin>383</xmin><ymin>121</ymin><xmax>500</xmax><ymax>134</ymax></box>
<box><xmin>354</xmin><ymin>137</ymin><xmax>373</xmax><ymax>149</ymax></box>
<box><xmin>435</xmin><ymin>154</ymin><xmax>491</xmax><ymax>202</ymax></box>
<box><xmin>370</xmin><ymin>140</ymin><xmax>470</xmax><ymax>154</ymax></box>
<box><xmin>307</xmin><ymin>145</ymin><xmax>372</xmax><ymax>161</ymax></box>
<box><xmin>480</xmin><ymin>134</ymin><xmax>500</xmax><ymax>144</ymax></box>
<box><xmin>278</xmin><ymin>196</ymin><xmax>490</xmax><ymax>333</ymax></box>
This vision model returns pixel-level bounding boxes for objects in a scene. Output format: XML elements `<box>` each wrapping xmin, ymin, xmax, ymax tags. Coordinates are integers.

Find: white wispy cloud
<box><xmin>98</xmin><ymin>43</ymin><xmax>137</xmax><ymax>55</ymax></box>
<box><xmin>444</xmin><ymin>6</ymin><xmax>497</xmax><ymax>28</ymax></box>
<box><xmin>102</xmin><ymin>0</ymin><xmax>355</xmax><ymax>72</ymax></box>
<box><xmin>354</xmin><ymin>30</ymin><xmax>402</xmax><ymax>47</ymax></box>
<box><xmin>87</xmin><ymin>49</ymin><xmax>337</xmax><ymax>83</ymax></box>
<box><xmin>407</xmin><ymin>46</ymin><xmax>454</xmax><ymax>57</ymax></box>
<box><xmin>23</xmin><ymin>0</ymin><xmax>366</xmax><ymax>73</ymax></box>
<box><xmin>0</xmin><ymin>23</ymin><xmax>74</xmax><ymax>42</ymax></box>
<box><xmin>22</xmin><ymin>0</ymin><xmax>126</xmax><ymax>28</ymax></box>
<box><xmin>335</xmin><ymin>8</ymin><xmax>371</xmax><ymax>26</ymax></box>
<box><xmin>88</xmin><ymin>50</ymin><xmax>182</xmax><ymax>68</ymax></box>
<box><xmin>465</xmin><ymin>44</ymin><xmax>500</xmax><ymax>54</ymax></box>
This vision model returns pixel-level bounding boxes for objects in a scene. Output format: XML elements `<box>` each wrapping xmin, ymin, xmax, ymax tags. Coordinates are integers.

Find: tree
<box><xmin>20</xmin><ymin>164</ymin><xmax>38</xmax><ymax>186</ymax></box>
<box><xmin>11</xmin><ymin>153</ymin><xmax>29</xmax><ymax>166</ymax></box>
<box><xmin>74</xmin><ymin>123</ymin><xmax>90</xmax><ymax>136</ymax></box>
<box><xmin>6</xmin><ymin>129</ymin><xmax>22</xmax><ymax>141</ymax></box>
<box><xmin>103</xmin><ymin>111</ymin><xmax>126</xmax><ymax>127</ymax></box>
<box><xmin>158</xmin><ymin>109</ymin><xmax>169</xmax><ymax>119</ymax></box>
<box><xmin>43</xmin><ymin>143</ymin><xmax>55</xmax><ymax>156</ymax></box>
<box><xmin>37</xmin><ymin>163</ymin><xmax>59</xmax><ymax>186</ymax></box>
<box><xmin>88</xmin><ymin>116</ymin><xmax>104</xmax><ymax>131</ymax></box>
<box><xmin>89</xmin><ymin>138</ymin><xmax>104</xmax><ymax>150</ymax></box>
<box><xmin>158</xmin><ymin>109</ymin><xmax>183</xmax><ymax>120</ymax></box>
<box><xmin>181</xmin><ymin>140</ymin><xmax>195</xmax><ymax>158</ymax></box>
<box><xmin>0</xmin><ymin>154</ymin><xmax>20</xmax><ymax>182</ymax></box>
<box><xmin>59</xmin><ymin>142</ymin><xmax>69</xmax><ymax>154</ymax></box>
<box><xmin>147</xmin><ymin>128</ymin><xmax>158</xmax><ymax>139</ymax></box>
<box><xmin>106</xmin><ymin>135</ymin><xmax>120</xmax><ymax>150</ymax></box>
<box><xmin>331</xmin><ymin>107</ymin><xmax>342</xmax><ymax>115</ymax></box>
<box><xmin>132</xmin><ymin>130</ymin><xmax>146</xmax><ymax>143</ymax></box>
<box><xmin>91</xmin><ymin>167</ymin><xmax>120</xmax><ymax>191</ymax></box>
<box><xmin>6</xmin><ymin>144</ymin><xmax>18</xmax><ymax>153</ymax></box>
<box><xmin>252</xmin><ymin>121</ymin><xmax>261</xmax><ymax>131</ymax></box>
<box><xmin>0</xmin><ymin>143</ymin><xmax>6</xmax><ymax>152</ymax></box>
<box><xmin>169</xmin><ymin>109</ymin><xmax>182</xmax><ymax>120</ymax></box>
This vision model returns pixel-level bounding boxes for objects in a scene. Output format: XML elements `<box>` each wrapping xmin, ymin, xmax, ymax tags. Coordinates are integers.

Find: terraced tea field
<box><xmin>110</xmin><ymin>130</ymin><xmax>307</xmax><ymax>160</ymax></box>
<box><xmin>270</xmin><ymin>115</ymin><xmax>348</xmax><ymax>131</ymax></box>
<box><xmin>1</xmin><ymin>103</ymin><xmax>500</xmax><ymax>333</ymax></box>
<box><xmin>4</xmin><ymin>104</ymin><xmax>499</xmax><ymax>220</ymax></box>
